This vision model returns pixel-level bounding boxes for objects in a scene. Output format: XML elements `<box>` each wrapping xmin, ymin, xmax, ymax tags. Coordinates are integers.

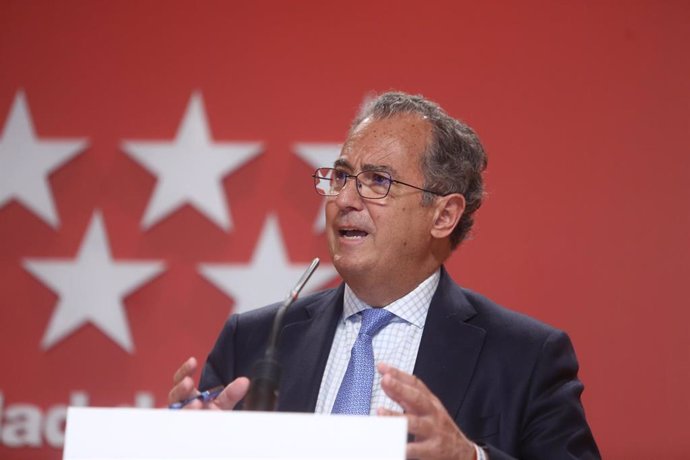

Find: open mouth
<box><xmin>339</xmin><ymin>229</ymin><xmax>369</xmax><ymax>239</ymax></box>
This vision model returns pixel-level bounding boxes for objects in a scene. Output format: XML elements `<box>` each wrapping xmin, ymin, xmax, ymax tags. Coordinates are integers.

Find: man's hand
<box><xmin>378</xmin><ymin>363</ymin><xmax>477</xmax><ymax>460</ymax></box>
<box><xmin>168</xmin><ymin>357</ymin><xmax>250</xmax><ymax>410</ymax></box>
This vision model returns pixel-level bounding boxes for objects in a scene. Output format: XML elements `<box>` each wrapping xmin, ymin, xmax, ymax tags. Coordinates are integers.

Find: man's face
<box><xmin>325</xmin><ymin>113</ymin><xmax>438</xmax><ymax>294</ymax></box>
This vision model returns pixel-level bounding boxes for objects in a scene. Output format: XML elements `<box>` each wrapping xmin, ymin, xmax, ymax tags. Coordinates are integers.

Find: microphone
<box><xmin>244</xmin><ymin>257</ymin><xmax>321</xmax><ymax>411</ymax></box>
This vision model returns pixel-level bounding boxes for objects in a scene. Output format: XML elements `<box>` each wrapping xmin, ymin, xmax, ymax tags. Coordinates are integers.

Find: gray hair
<box><xmin>351</xmin><ymin>91</ymin><xmax>488</xmax><ymax>248</ymax></box>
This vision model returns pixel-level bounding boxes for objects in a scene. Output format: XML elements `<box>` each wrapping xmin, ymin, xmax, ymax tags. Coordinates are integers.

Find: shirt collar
<box><xmin>342</xmin><ymin>269</ymin><xmax>440</xmax><ymax>329</ymax></box>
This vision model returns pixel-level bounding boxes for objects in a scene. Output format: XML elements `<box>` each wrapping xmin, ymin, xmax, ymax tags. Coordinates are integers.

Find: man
<box><xmin>169</xmin><ymin>92</ymin><xmax>600</xmax><ymax>459</ymax></box>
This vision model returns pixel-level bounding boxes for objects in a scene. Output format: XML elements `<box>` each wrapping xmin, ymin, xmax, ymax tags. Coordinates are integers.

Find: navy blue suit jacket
<box><xmin>200</xmin><ymin>268</ymin><xmax>600</xmax><ymax>459</ymax></box>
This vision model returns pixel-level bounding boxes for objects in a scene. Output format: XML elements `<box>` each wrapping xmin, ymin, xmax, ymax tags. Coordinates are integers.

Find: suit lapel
<box><xmin>276</xmin><ymin>285</ymin><xmax>344</xmax><ymax>412</ymax></box>
<box><xmin>413</xmin><ymin>268</ymin><xmax>486</xmax><ymax>418</ymax></box>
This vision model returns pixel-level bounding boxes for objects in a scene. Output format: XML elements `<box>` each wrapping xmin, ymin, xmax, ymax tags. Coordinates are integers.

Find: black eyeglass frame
<box><xmin>312</xmin><ymin>167</ymin><xmax>447</xmax><ymax>200</ymax></box>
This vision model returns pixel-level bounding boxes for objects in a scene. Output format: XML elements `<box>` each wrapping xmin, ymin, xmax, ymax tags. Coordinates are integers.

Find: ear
<box><xmin>430</xmin><ymin>194</ymin><xmax>465</xmax><ymax>240</ymax></box>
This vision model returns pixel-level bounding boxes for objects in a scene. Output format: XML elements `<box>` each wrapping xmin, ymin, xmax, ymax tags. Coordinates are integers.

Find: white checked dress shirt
<box><xmin>314</xmin><ymin>269</ymin><xmax>440</xmax><ymax>415</ymax></box>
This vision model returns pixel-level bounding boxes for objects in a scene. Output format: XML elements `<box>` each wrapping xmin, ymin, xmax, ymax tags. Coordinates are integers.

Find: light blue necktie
<box><xmin>332</xmin><ymin>308</ymin><xmax>396</xmax><ymax>415</ymax></box>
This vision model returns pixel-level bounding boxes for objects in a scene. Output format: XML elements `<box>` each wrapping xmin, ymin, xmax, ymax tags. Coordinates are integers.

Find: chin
<box><xmin>332</xmin><ymin>253</ymin><xmax>375</xmax><ymax>280</ymax></box>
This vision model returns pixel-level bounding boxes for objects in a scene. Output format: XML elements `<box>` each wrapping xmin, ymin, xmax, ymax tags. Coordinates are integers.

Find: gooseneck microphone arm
<box><xmin>243</xmin><ymin>257</ymin><xmax>321</xmax><ymax>411</ymax></box>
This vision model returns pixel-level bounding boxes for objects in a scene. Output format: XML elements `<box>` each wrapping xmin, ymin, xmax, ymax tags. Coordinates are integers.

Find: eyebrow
<box><xmin>333</xmin><ymin>158</ymin><xmax>398</xmax><ymax>176</ymax></box>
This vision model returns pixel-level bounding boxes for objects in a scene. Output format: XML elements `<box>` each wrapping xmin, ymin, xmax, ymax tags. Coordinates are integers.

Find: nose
<box><xmin>334</xmin><ymin>176</ymin><xmax>364</xmax><ymax>211</ymax></box>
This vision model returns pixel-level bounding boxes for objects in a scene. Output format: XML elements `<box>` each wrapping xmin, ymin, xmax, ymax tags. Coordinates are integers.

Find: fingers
<box><xmin>377</xmin><ymin>363</ymin><xmax>476</xmax><ymax>459</ymax></box>
<box><xmin>212</xmin><ymin>377</ymin><xmax>251</xmax><ymax>410</ymax></box>
<box><xmin>378</xmin><ymin>362</ymin><xmax>429</xmax><ymax>394</ymax></box>
<box><xmin>168</xmin><ymin>375</ymin><xmax>198</xmax><ymax>405</ymax></box>
<box><xmin>173</xmin><ymin>357</ymin><xmax>197</xmax><ymax>385</ymax></box>
<box><xmin>168</xmin><ymin>357</ymin><xmax>250</xmax><ymax>411</ymax></box>
<box><xmin>378</xmin><ymin>363</ymin><xmax>436</xmax><ymax>415</ymax></box>
<box><xmin>168</xmin><ymin>357</ymin><xmax>199</xmax><ymax>405</ymax></box>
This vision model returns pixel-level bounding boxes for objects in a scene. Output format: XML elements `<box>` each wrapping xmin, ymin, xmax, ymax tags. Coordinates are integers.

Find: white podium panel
<box><xmin>64</xmin><ymin>407</ymin><xmax>407</xmax><ymax>460</ymax></box>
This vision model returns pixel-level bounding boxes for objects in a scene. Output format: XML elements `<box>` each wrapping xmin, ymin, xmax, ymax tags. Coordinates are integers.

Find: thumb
<box><xmin>212</xmin><ymin>377</ymin><xmax>251</xmax><ymax>410</ymax></box>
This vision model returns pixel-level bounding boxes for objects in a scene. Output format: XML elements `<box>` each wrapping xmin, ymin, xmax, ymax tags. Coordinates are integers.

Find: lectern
<box><xmin>63</xmin><ymin>407</ymin><xmax>407</xmax><ymax>459</ymax></box>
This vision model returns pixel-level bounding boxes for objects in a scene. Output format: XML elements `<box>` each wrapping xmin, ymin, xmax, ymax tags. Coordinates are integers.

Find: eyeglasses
<box><xmin>312</xmin><ymin>167</ymin><xmax>445</xmax><ymax>199</ymax></box>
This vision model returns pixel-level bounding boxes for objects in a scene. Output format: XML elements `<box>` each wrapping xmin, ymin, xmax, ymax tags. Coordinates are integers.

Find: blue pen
<box><xmin>168</xmin><ymin>385</ymin><xmax>225</xmax><ymax>409</ymax></box>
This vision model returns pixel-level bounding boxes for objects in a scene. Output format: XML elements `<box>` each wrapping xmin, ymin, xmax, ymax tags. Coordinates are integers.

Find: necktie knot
<box><xmin>359</xmin><ymin>308</ymin><xmax>396</xmax><ymax>337</ymax></box>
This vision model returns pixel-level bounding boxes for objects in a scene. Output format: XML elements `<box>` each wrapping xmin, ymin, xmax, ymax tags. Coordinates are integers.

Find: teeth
<box><xmin>340</xmin><ymin>229</ymin><xmax>367</xmax><ymax>238</ymax></box>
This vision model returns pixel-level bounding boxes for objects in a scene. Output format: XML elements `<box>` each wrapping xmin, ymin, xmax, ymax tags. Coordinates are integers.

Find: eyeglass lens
<box><xmin>313</xmin><ymin>168</ymin><xmax>392</xmax><ymax>199</ymax></box>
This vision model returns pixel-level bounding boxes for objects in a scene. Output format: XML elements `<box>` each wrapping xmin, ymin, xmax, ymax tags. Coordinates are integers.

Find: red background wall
<box><xmin>1</xmin><ymin>1</ymin><xmax>688</xmax><ymax>458</ymax></box>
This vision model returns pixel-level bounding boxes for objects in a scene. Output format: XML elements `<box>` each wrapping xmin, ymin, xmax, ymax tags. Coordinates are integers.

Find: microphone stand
<box><xmin>244</xmin><ymin>257</ymin><xmax>321</xmax><ymax>411</ymax></box>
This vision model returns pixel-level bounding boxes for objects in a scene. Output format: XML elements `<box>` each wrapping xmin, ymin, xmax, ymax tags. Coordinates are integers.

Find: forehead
<box><xmin>337</xmin><ymin>113</ymin><xmax>432</xmax><ymax>175</ymax></box>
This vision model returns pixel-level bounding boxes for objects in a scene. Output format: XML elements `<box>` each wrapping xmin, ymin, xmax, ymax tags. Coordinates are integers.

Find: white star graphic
<box><xmin>199</xmin><ymin>214</ymin><xmax>339</xmax><ymax>315</ymax></box>
<box><xmin>294</xmin><ymin>143</ymin><xmax>341</xmax><ymax>233</ymax></box>
<box><xmin>122</xmin><ymin>91</ymin><xmax>262</xmax><ymax>231</ymax></box>
<box><xmin>0</xmin><ymin>90</ymin><xmax>88</xmax><ymax>228</ymax></box>
<box><xmin>23</xmin><ymin>211</ymin><xmax>166</xmax><ymax>353</ymax></box>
